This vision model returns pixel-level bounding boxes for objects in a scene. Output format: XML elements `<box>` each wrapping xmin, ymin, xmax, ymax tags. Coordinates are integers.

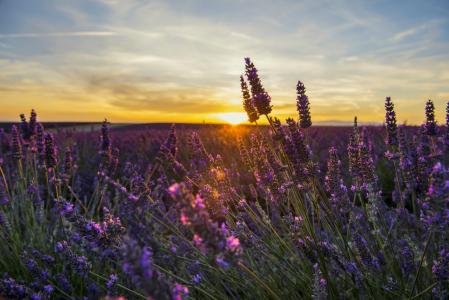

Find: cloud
<box><xmin>0</xmin><ymin>32</ymin><xmax>118</xmax><ymax>39</ymax></box>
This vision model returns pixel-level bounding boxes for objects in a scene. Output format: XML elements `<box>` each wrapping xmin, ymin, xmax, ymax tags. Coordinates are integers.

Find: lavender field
<box><xmin>0</xmin><ymin>58</ymin><xmax>448</xmax><ymax>300</ymax></box>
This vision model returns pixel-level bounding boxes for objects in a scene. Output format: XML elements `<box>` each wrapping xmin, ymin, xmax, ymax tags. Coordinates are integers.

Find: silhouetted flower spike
<box><xmin>296</xmin><ymin>80</ymin><xmax>312</xmax><ymax>129</ymax></box>
<box><xmin>240</xmin><ymin>75</ymin><xmax>259</xmax><ymax>123</ymax></box>
<box><xmin>385</xmin><ymin>97</ymin><xmax>398</xmax><ymax>146</ymax></box>
<box><xmin>29</xmin><ymin>109</ymin><xmax>37</xmax><ymax>136</ymax></box>
<box><xmin>19</xmin><ymin>113</ymin><xmax>32</xmax><ymax>144</ymax></box>
<box><xmin>11</xmin><ymin>125</ymin><xmax>22</xmax><ymax>160</ymax></box>
<box><xmin>100</xmin><ymin>119</ymin><xmax>111</xmax><ymax>156</ymax></box>
<box><xmin>44</xmin><ymin>133</ymin><xmax>58</xmax><ymax>170</ymax></box>
<box><xmin>425</xmin><ymin>99</ymin><xmax>439</xmax><ymax>136</ymax></box>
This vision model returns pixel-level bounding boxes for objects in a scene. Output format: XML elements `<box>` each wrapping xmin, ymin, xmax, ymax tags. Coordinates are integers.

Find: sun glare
<box><xmin>217</xmin><ymin>112</ymin><xmax>248</xmax><ymax>125</ymax></box>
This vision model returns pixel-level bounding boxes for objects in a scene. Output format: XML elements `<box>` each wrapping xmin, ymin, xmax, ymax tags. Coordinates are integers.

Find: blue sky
<box><xmin>0</xmin><ymin>0</ymin><xmax>448</xmax><ymax>124</ymax></box>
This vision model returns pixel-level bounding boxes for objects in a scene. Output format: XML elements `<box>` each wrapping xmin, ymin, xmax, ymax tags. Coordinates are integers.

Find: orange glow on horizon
<box><xmin>216</xmin><ymin>112</ymin><xmax>249</xmax><ymax>125</ymax></box>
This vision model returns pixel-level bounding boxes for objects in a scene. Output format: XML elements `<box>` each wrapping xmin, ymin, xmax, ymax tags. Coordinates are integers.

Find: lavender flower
<box><xmin>56</xmin><ymin>198</ymin><xmax>123</xmax><ymax>251</ymax></box>
<box><xmin>11</xmin><ymin>125</ymin><xmax>22</xmax><ymax>160</ymax></box>
<box><xmin>296</xmin><ymin>80</ymin><xmax>312</xmax><ymax>129</ymax></box>
<box><xmin>19</xmin><ymin>113</ymin><xmax>33</xmax><ymax>143</ymax></box>
<box><xmin>352</xmin><ymin>231</ymin><xmax>379</xmax><ymax>271</ymax></box>
<box><xmin>244</xmin><ymin>58</ymin><xmax>272</xmax><ymax>115</ymax></box>
<box><xmin>29</xmin><ymin>109</ymin><xmax>37</xmax><ymax>136</ymax></box>
<box><xmin>106</xmin><ymin>274</ymin><xmax>118</xmax><ymax>297</ymax></box>
<box><xmin>385</xmin><ymin>97</ymin><xmax>398</xmax><ymax>146</ymax></box>
<box><xmin>312</xmin><ymin>264</ymin><xmax>327</xmax><ymax>300</ymax></box>
<box><xmin>36</xmin><ymin>123</ymin><xmax>46</xmax><ymax>170</ymax></box>
<box><xmin>44</xmin><ymin>133</ymin><xmax>58</xmax><ymax>170</ymax></box>
<box><xmin>326</xmin><ymin>148</ymin><xmax>353</xmax><ymax>213</ymax></box>
<box><xmin>425</xmin><ymin>99</ymin><xmax>439</xmax><ymax>136</ymax></box>
<box><xmin>160</xmin><ymin>124</ymin><xmax>178</xmax><ymax>159</ymax></box>
<box><xmin>121</xmin><ymin>238</ymin><xmax>188</xmax><ymax>300</ymax></box>
<box><xmin>20</xmin><ymin>251</ymin><xmax>50</xmax><ymax>283</ymax></box>
<box><xmin>108</xmin><ymin>147</ymin><xmax>119</xmax><ymax>176</ymax></box>
<box><xmin>169</xmin><ymin>183</ymin><xmax>242</xmax><ymax>266</ymax></box>
<box><xmin>55</xmin><ymin>241</ymin><xmax>91</xmax><ymax>276</ymax></box>
<box><xmin>53</xmin><ymin>272</ymin><xmax>73</xmax><ymax>294</ymax></box>
<box><xmin>240</xmin><ymin>75</ymin><xmax>259</xmax><ymax>123</ymax></box>
<box><xmin>237</xmin><ymin>137</ymin><xmax>253</xmax><ymax>171</ymax></box>
<box><xmin>348</xmin><ymin>117</ymin><xmax>360</xmax><ymax>178</ymax></box>
<box><xmin>63</xmin><ymin>147</ymin><xmax>72</xmax><ymax>176</ymax></box>
<box><xmin>0</xmin><ymin>277</ymin><xmax>34</xmax><ymax>299</ymax></box>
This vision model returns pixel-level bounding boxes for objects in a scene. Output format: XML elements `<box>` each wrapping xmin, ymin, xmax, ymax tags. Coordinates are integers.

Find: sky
<box><xmin>0</xmin><ymin>0</ymin><xmax>448</xmax><ymax>125</ymax></box>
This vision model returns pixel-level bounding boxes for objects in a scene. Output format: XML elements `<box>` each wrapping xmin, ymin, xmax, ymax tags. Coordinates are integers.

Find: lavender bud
<box><xmin>425</xmin><ymin>99</ymin><xmax>439</xmax><ymax>136</ymax></box>
<box><xmin>240</xmin><ymin>75</ymin><xmax>259</xmax><ymax>123</ymax></box>
<box><xmin>385</xmin><ymin>97</ymin><xmax>398</xmax><ymax>146</ymax></box>
<box><xmin>244</xmin><ymin>58</ymin><xmax>272</xmax><ymax>115</ymax></box>
<box><xmin>11</xmin><ymin>125</ymin><xmax>22</xmax><ymax>160</ymax></box>
<box><xmin>44</xmin><ymin>133</ymin><xmax>58</xmax><ymax>170</ymax></box>
<box><xmin>54</xmin><ymin>241</ymin><xmax>91</xmax><ymax>276</ymax></box>
<box><xmin>296</xmin><ymin>80</ymin><xmax>312</xmax><ymax>129</ymax></box>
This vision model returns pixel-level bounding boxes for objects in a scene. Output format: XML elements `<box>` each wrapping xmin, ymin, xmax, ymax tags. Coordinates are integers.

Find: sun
<box><xmin>217</xmin><ymin>112</ymin><xmax>248</xmax><ymax>125</ymax></box>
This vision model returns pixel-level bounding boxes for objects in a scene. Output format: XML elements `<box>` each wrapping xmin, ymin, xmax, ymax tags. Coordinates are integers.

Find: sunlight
<box><xmin>216</xmin><ymin>112</ymin><xmax>248</xmax><ymax>125</ymax></box>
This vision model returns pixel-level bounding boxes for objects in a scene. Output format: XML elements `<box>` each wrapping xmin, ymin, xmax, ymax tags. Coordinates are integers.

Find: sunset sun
<box><xmin>217</xmin><ymin>112</ymin><xmax>248</xmax><ymax>125</ymax></box>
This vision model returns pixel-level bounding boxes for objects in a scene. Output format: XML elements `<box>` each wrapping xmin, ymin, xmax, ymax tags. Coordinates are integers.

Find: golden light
<box><xmin>216</xmin><ymin>112</ymin><xmax>248</xmax><ymax>125</ymax></box>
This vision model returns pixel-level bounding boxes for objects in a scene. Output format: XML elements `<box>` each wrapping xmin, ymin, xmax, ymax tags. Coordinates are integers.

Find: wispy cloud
<box><xmin>0</xmin><ymin>32</ymin><xmax>117</xmax><ymax>39</ymax></box>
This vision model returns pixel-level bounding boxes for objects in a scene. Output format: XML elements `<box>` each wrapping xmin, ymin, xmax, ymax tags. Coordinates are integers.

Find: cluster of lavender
<box><xmin>2</xmin><ymin>59</ymin><xmax>449</xmax><ymax>300</ymax></box>
<box><xmin>169</xmin><ymin>182</ymin><xmax>242</xmax><ymax>267</ymax></box>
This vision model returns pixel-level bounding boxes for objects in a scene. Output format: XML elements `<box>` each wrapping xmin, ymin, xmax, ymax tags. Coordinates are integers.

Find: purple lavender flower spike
<box><xmin>237</xmin><ymin>137</ymin><xmax>253</xmax><ymax>171</ymax></box>
<box><xmin>11</xmin><ymin>125</ymin><xmax>22</xmax><ymax>160</ymax></box>
<box><xmin>108</xmin><ymin>147</ymin><xmax>119</xmax><ymax>176</ymax></box>
<box><xmin>169</xmin><ymin>183</ymin><xmax>243</xmax><ymax>266</ymax></box>
<box><xmin>312</xmin><ymin>263</ymin><xmax>327</xmax><ymax>300</ymax></box>
<box><xmin>244</xmin><ymin>58</ymin><xmax>272</xmax><ymax>115</ymax></box>
<box><xmin>55</xmin><ymin>241</ymin><xmax>91</xmax><ymax>276</ymax></box>
<box><xmin>385</xmin><ymin>97</ymin><xmax>398</xmax><ymax>146</ymax></box>
<box><xmin>20</xmin><ymin>251</ymin><xmax>50</xmax><ymax>283</ymax></box>
<box><xmin>296</xmin><ymin>80</ymin><xmax>312</xmax><ymax>129</ymax></box>
<box><xmin>64</xmin><ymin>147</ymin><xmax>72</xmax><ymax>176</ymax></box>
<box><xmin>348</xmin><ymin>117</ymin><xmax>360</xmax><ymax>178</ymax></box>
<box><xmin>35</xmin><ymin>123</ymin><xmax>46</xmax><ymax>170</ymax></box>
<box><xmin>425</xmin><ymin>99</ymin><xmax>439</xmax><ymax>136</ymax></box>
<box><xmin>44</xmin><ymin>133</ymin><xmax>58</xmax><ymax>171</ymax></box>
<box><xmin>240</xmin><ymin>75</ymin><xmax>259</xmax><ymax>123</ymax></box>
<box><xmin>121</xmin><ymin>238</ymin><xmax>188</xmax><ymax>300</ymax></box>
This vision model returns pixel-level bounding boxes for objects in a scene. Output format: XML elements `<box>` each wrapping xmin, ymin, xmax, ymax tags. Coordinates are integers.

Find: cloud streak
<box><xmin>0</xmin><ymin>32</ymin><xmax>118</xmax><ymax>39</ymax></box>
